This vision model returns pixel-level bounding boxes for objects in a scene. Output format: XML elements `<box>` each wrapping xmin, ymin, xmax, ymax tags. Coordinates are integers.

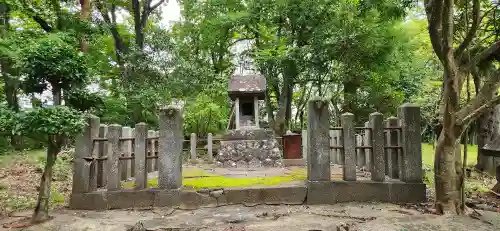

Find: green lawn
<box><xmin>421</xmin><ymin>143</ymin><xmax>478</xmax><ymax>167</ymax></box>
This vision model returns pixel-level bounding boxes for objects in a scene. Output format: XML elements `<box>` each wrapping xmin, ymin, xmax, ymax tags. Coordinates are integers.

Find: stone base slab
<box><xmin>306</xmin><ymin>180</ymin><xmax>426</xmax><ymax>204</ymax></box>
<box><xmin>283</xmin><ymin>159</ymin><xmax>306</xmax><ymax>166</ymax></box>
<box><xmin>222</xmin><ymin>129</ymin><xmax>274</xmax><ymax>141</ymax></box>
<box><xmin>69</xmin><ymin>181</ymin><xmax>426</xmax><ymax>210</ymax></box>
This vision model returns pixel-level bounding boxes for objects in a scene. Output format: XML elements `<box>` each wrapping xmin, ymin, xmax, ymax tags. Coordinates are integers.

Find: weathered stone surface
<box><xmin>134</xmin><ymin>123</ymin><xmax>148</xmax><ymax>189</ymax></box>
<box><xmin>153</xmin><ymin>189</ymin><xmax>180</xmax><ymax>207</ymax></box>
<box><xmin>236</xmin><ymin>160</ymin><xmax>248</xmax><ymax>168</ymax></box>
<box><xmin>307</xmin><ymin>181</ymin><xmax>426</xmax><ymax>205</ymax></box>
<box><xmin>307</xmin><ymin>98</ymin><xmax>330</xmax><ymax>181</ymax></box>
<box><xmin>342</xmin><ymin>113</ymin><xmax>357</xmax><ymax>181</ymax></box>
<box><xmin>225</xmin><ymin>186</ymin><xmax>307</xmax><ymax>206</ymax></box>
<box><xmin>388</xmin><ymin>182</ymin><xmax>426</xmax><ymax>203</ymax></box>
<box><xmin>106</xmin><ymin>190</ymin><xmax>155</xmax><ymax>209</ymax></box>
<box><xmin>179</xmin><ymin>191</ymin><xmax>202</xmax><ymax>210</ymax></box>
<box><xmin>248</xmin><ymin>158</ymin><xmax>262</xmax><ymax>168</ymax></box>
<box><xmin>216</xmin><ymin>135</ymin><xmax>283</xmax><ymax>168</ymax></box>
<box><xmin>178</xmin><ymin>190</ymin><xmax>218</xmax><ymax>209</ymax></box>
<box><xmin>69</xmin><ymin>192</ymin><xmax>107</xmax><ymax>210</ymax></box>
<box><xmin>399</xmin><ymin>104</ymin><xmax>422</xmax><ymax>183</ymax></box>
<box><xmin>107</xmin><ymin>124</ymin><xmax>122</xmax><ymax>191</ymax></box>
<box><xmin>73</xmin><ymin>116</ymin><xmax>100</xmax><ymax>194</ymax></box>
<box><xmin>222</xmin><ymin>129</ymin><xmax>274</xmax><ymax>140</ymax></box>
<box><xmin>158</xmin><ymin>107</ymin><xmax>183</xmax><ymax>189</ymax></box>
<box><xmin>370</xmin><ymin>112</ymin><xmax>385</xmax><ymax>181</ymax></box>
<box><xmin>262</xmin><ymin>185</ymin><xmax>307</xmax><ymax>205</ymax></box>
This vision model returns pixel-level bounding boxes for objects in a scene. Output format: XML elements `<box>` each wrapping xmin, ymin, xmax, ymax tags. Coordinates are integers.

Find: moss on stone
<box><xmin>122</xmin><ymin>169</ymin><xmax>307</xmax><ymax>190</ymax></box>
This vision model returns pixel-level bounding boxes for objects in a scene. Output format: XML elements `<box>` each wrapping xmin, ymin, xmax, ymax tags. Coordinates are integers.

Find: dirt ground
<box><xmin>1</xmin><ymin>203</ymin><xmax>499</xmax><ymax>231</ymax></box>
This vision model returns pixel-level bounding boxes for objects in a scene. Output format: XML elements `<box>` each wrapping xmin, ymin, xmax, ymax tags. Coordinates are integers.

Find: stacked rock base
<box><xmin>216</xmin><ymin>129</ymin><xmax>283</xmax><ymax>168</ymax></box>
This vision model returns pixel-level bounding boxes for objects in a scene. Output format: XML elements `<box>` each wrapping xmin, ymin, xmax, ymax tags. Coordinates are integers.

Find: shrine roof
<box><xmin>228</xmin><ymin>74</ymin><xmax>266</xmax><ymax>95</ymax></box>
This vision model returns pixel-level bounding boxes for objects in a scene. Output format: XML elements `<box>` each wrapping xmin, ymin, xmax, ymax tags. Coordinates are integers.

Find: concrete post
<box><xmin>235</xmin><ymin>97</ymin><xmax>240</xmax><ymax>129</ymax></box>
<box><xmin>72</xmin><ymin>115</ymin><xmax>99</xmax><ymax>193</ymax></box>
<box><xmin>254</xmin><ymin>96</ymin><xmax>259</xmax><ymax>128</ymax></box>
<box><xmin>302</xmin><ymin>130</ymin><xmax>307</xmax><ymax>161</ymax></box>
<box><xmin>364</xmin><ymin>121</ymin><xmax>371</xmax><ymax>171</ymax></box>
<box><xmin>399</xmin><ymin>103</ymin><xmax>422</xmax><ymax>183</ymax></box>
<box><xmin>134</xmin><ymin>123</ymin><xmax>147</xmax><ymax>189</ymax></box>
<box><xmin>329</xmin><ymin>130</ymin><xmax>337</xmax><ymax>165</ymax></box>
<box><xmin>307</xmin><ymin>98</ymin><xmax>330</xmax><ymax>181</ymax></box>
<box><xmin>158</xmin><ymin>106</ymin><xmax>183</xmax><ymax>189</ymax></box>
<box><xmin>369</xmin><ymin>112</ymin><xmax>385</xmax><ymax>181</ymax></box>
<box><xmin>97</xmin><ymin>125</ymin><xmax>108</xmax><ymax>188</ymax></box>
<box><xmin>121</xmin><ymin>126</ymin><xmax>132</xmax><ymax>180</ymax></box>
<box><xmin>387</xmin><ymin>117</ymin><xmax>400</xmax><ymax>179</ymax></box>
<box><xmin>342</xmin><ymin>113</ymin><xmax>356</xmax><ymax>181</ymax></box>
<box><xmin>147</xmin><ymin>130</ymin><xmax>155</xmax><ymax>173</ymax></box>
<box><xmin>207</xmin><ymin>133</ymin><xmax>213</xmax><ymax>163</ymax></box>
<box><xmin>107</xmin><ymin>124</ymin><xmax>122</xmax><ymax>191</ymax></box>
<box><xmin>190</xmin><ymin>133</ymin><xmax>197</xmax><ymax>163</ymax></box>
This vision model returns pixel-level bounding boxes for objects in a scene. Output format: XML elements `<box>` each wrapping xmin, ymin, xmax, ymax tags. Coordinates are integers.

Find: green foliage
<box><xmin>20</xmin><ymin>106</ymin><xmax>87</xmax><ymax>140</ymax></box>
<box><xmin>65</xmin><ymin>89</ymin><xmax>104</xmax><ymax>112</ymax></box>
<box><xmin>20</xmin><ymin>33</ymin><xmax>88</xmax><ymax>94</ymax></box>
<box><xmin>183</xmin><ymin>93</ymin><xmax>229</xmax><ymax>136</ymax></box>
<box><xmin>0</xmin><ymin>104</ymin><xmax>19</xmax><ymax>136</ymax></box>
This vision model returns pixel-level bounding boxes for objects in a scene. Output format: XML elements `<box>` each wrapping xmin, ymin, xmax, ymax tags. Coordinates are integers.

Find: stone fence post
<box><xmin>369</xmin><ymin>112</ymin><xmax>385</xmax><ymax>181</ymax></box>
<box><xmin>158</xmin><ymin>107</ymin><xmax>183</xmax><ymax>189</ymax></box>
<box><xmin>134</xmin><ymin>123</ymin><xmax>148</xmax><ymax>189</ymax></box>
<box><xmin>399</xmin><ymin>103</ymin><xmax>422</xmax><ymax>183</ymax></box>
<box><xmin>107</xmin><ymin>124</ymin><xmax>122</xmax><ymax>191</ymax></box>
<box><xmin>342</xmin><ymin>113</ymin><xmax>356</xmax><ymax>181</ymax></box>
<box><xmin>307</xmin><ymin>98</ymin><xmax>330</xmax><ymax>181</ymax></box>
<box><xmin>190</xmin><ymin>133</ymin><xmax>197</xmax><ymax>163</ymax></box>
<box><xmin>72</xmin><ymin>115</ymin><xmax>99</xmax><ymax>193</ymax></box>
<box><xmin>207</xmin><ymin>133</ymin><xmax>213</xmax><ymax>163</ymax></box>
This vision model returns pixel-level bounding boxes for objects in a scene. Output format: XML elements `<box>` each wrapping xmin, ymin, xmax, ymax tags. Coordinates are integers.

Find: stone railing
<box><xmin>304</xmin><ymin>99</ymin><xmax>425</xmax><ymax>204</ymax></box>
<box><xmin>69</xmin><ymin>103</ymin><xmax>426</xmax><ymax>210</ymax></box>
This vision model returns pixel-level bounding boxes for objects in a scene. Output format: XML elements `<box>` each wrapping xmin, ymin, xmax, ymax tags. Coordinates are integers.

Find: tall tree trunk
<box><xmin>32</xmin><ymin>135</ymin><xmax>60</xmax><ymax>223</ymax></box>
<box><xmin>342</xmin><ymin>79</ymin><xmax>358</xmax><ymax>114</ymax></box>
<box><xmin>79</xmin><ymin>0</ymin><xmax>91</xmax><ymax>52</ymax></box>
<box><xmin>52</xmin><ymin>87</ymin><xmax>62</xmax><ymax>106</ymax></box>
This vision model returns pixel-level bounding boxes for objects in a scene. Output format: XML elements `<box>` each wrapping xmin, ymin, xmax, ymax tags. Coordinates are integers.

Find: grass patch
<box><xmin>122</xmin><ymin>168</ymin><xmax>307</xmax><ymax>190</ymax></box>
<box><xmin>421</xmin><ymin>143</ymin><xmax>478</xmax><ymax>167</ymax></box>
<box><xmin>0</xmin><ymin>149</ymin><xmax>72</xmax><ymax>218</ymax></box>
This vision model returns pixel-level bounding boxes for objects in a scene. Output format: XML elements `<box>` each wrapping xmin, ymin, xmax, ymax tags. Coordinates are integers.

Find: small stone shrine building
<box><xmin>228</xmin><ymin>74</ymin><xmax>265</xmax><ymax>129</ymax></box>
<box><xmin>216</xmin><ymin>74</ymin><xmax>283</xmax><ymax>168</ymax></box>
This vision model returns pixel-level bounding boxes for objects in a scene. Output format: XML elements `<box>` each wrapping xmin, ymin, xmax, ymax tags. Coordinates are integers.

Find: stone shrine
<box><xmin>216</xmin><ymin>74</ymin><xmax>283</xmax><ymax>168</ymax></box>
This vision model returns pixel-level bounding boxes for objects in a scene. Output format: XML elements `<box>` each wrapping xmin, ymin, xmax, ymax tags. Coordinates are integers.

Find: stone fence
<box><xmin>69</xmin><ymin>103</ymin><xmax>426</xmax><ymax>210</ymax></box>
<box><xmin>304</xmin><ymin>99</ymin><xmax>424</xmax><ymax>204</ymax></box>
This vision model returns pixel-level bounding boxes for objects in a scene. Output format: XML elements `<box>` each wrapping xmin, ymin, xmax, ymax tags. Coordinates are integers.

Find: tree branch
<box><xmin>424</xmin><ymin>0</ymin><xmax>445</xmax><ymax>62</ymax></box>
<box><xmin>149</xmin><ymin>0</ymin><xmax>167</xmax><ymax>14</ymax></box>
<box><xmin>456</xmin><ymin>69</ymin><xmax>500</xmax><ymax>125</ymax></box>
<box><xmin>455</xmin><ymin>0</ymin><xmax>480</xmax><ymax>58</ymax></box>
<box><xmin>469</xmin><ymin>40</ymin><xmax>500</xmax><ymax>67</ymax></box>
<box><xmin>456</xmin><ymin>94</ymin><xmax>500</xmax><ymax>126</ymax></box>
<box><xmin>31</xmin><ymin>15</ymin><xmax>52</xmax><ymax>32</ymax></box>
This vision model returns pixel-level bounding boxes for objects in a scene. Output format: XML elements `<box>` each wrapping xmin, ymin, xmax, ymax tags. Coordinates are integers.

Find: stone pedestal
<box><xmin>216</xmin><ymin>129</ymin><xmax>283</xmax><ymax>168</ymax></box>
